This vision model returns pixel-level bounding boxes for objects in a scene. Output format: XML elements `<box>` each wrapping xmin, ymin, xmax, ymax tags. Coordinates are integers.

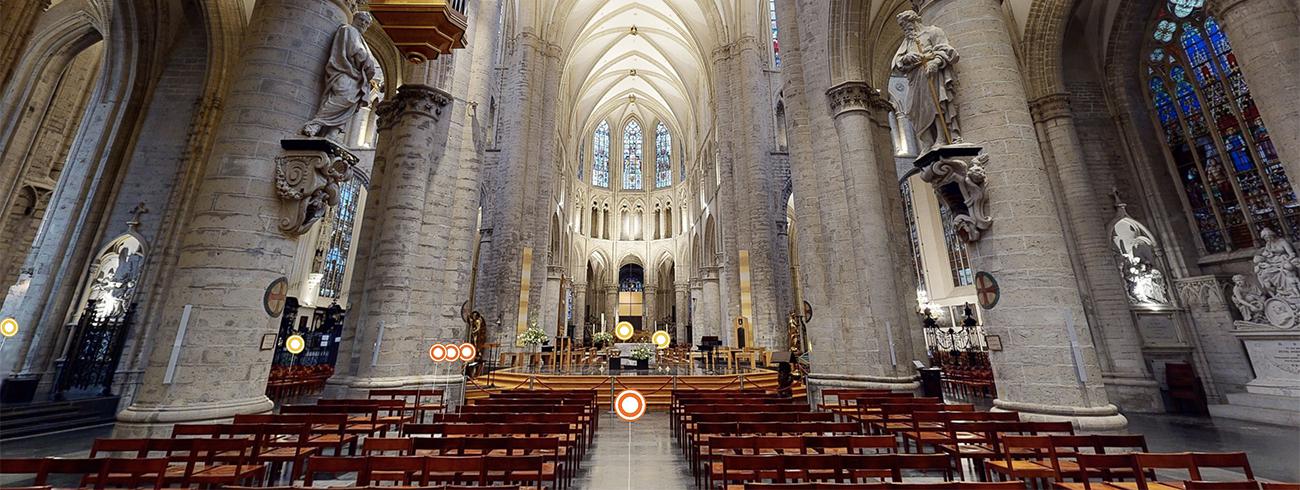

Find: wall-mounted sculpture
<box><xmin>302</xmin><ymin>12</ymin><xmax>385</xmax><ymax>138</ymax></box>
<box><xmin>892</xmin><ymin>10</ymin><xmax>991</xmax><ymax>244</ymax></box>
<box><xmin>1232</xmin><ymin>227</ymin><xmax>1300</xmax><ymax>329</ymax></box>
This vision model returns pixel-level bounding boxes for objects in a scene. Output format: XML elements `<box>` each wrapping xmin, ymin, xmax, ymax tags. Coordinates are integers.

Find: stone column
<box><xmin>572</xmin><ymin>282</ymin><xmax>587</xmax><ymax>342</ymax></box>
<box><xmin>115</xmin><ymin>0</ymin><xmax>359</xmax><ymax>436</ymax></box>
<box><xmin>328</xmin><ymin>84</ymin><xmax>455</xmax><ymax>397</ymax></box>
<box><xmin>643</xmin><ymin>285</ymin><xmax>656</xmax><ymax>331</ymax></box>
<box><xmin>1213</xmin><ymin>0</ymin><xmax>1300</xmax><ymax>191</ymax></box>
<box><xmin>605</xmin><ymin>286</ymin><xmax>618</xmax><ymax>325</ymax></box>
<box><xmin>675</xmin><ymin>282</ymin><xmax>689</xmax><ymax>329</ymax></box>
<box><xmin>1030</xmin><ymin>93</ymin><xmax>1161</xmax><ymax>412</ymax></box>
<box><xmin>689</xmin><ymin>281</ymin><xmax>703</xmax><ymax>344</ymax></box>
<box><xmin>921</xmin><ymin>0</ymin><xmax>1125</xmax><ymax>429</ymax></box>
<box><xmin>700</xmin><ymin>267</ymin><xmax>721</xmax><ymax>340</ymax></box>
<box><xmin>817</xmin><ymin>81</ymin><xmax>919</xmax><ymax>389</ymax></box>
<box><xmin>541</xmin><ymin>266</ymin><xmax>562</xmax><ymax>338</ymax></box>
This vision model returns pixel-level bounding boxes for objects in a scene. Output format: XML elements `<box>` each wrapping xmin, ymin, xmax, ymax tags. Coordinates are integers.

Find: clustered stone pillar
<box><xmin>1030</xmin><ymin>93</ymin><xmax>1161</xmax><ymax>411</ymax></box>
<box><xmin>115</xmin><ymin>0</ymin><xmax>358</xmax><ymax>436</ymax></box>
<box><xmin>921</xmin><ymin>0</ymin><xmax>1126</xmax><ymax>429</ymax></box>
<box><xmin>329</xmin><ymin>84</ymin><xmax>454</xmax><ymax>397</ymax></box>
<box><xmin>700</xmin><ymin>267</ymin><xmax>721</xmax><ymax>340</ymax></box>
<box><xmin>808</xmin><ymin>81</ymin><xmax>918</xmax><ymax>391</ymax></box>
<box><xmin>1212</xmin><ymin>0</ymin><xmax>1300</xmax><ymax>191</ymax></box>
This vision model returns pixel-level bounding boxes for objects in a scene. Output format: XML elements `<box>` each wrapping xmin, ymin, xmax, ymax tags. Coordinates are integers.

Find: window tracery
<box><xmin>1143</xmin><ymin>2</ymin><xmax>1296</xmax><ymax>254</ymax></box>
<box><xmin>623</xmin><ymin>120</ymin><xmax>643</xmax><ymax>190</ymax></box>
<box><xmin>655</xmin><ymin>122</ymin><xmax>671</xmax><ymax>188</ymax></box>
<box><xmin>593</xmin><ymin>121</ymin><xmax>610</xmax><ymax>187</ymax></box>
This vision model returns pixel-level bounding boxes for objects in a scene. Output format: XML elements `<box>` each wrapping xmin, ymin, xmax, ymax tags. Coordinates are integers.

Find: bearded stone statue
<box><xmin>891</xmin><ymin>10</ymin><xmax>961</xmax><ymax>153</ymax></box>
<box><xmin>302</xmin><ymin>12</ymin><xmax>385</xmax><ymax>138</ymax></box>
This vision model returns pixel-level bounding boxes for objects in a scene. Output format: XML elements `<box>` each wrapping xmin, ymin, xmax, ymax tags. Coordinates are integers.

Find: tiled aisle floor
<box><xmin>572</xmin><ymin>411</ymin><xmax>695</xmax><ymax>490</ymax></box>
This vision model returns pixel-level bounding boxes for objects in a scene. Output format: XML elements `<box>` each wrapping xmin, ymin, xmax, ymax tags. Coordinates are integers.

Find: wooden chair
<box><xmin>1190</xmin><ymin>453</ymin><xmax>1253</xmax><ymax>481</ymax></box>
<box><xmin>162</xmin><ymin>437</ymin><xmax>264</xmax><ymax>487</ymax></box>
<box><xmin>425</xmin><ymin>455</ymin><xmax>486</xmax><ymax>486</ymax></box>
<box><xmin>363</xmin><ymin>455</ymin><xmax>428</xmax><ymax>486</ymax></box>
<box><xmin>483</xmin><ymin>455</ymin><xmax>547</xmax><ymax>489</ymax></box>
<box><xmin>1054</xmin><ymin>453</ymin><xmax>1146</xmax><ymax>490</ymax></box>
<box><xmin>96</xmin><ymin>458</ymin><xmax>169</xmax><ymax>489</ymax></box>
<box><xmin>362</xmin><ymin>437</ymin><xmax>415</xmax><ymax>456</ymax></box>
<box><xmin>34</xmin><ymin>458</ymin><xmax>109</xmax><ymax>490</ymax></box>
<box><xmin>1132</xmin><ymin>453</ymin><xmax>1199</xmax><ymax>490</ymax></box>
<box><xmin>304</xmin><ymin>456</ymin><xmax>367</xmax><ymax>487</ymax></box>
<box><xmin>1261</xmin><ymin>484</ymin><xmax>1300</xmax><ymax>490</ymax></box>
<box><xmin>720</xmin><ymin>454</ymin><xmax>786</xmax><ymax>489</ymax></box>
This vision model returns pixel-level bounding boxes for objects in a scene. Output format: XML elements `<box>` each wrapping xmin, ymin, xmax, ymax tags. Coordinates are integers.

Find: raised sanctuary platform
<box><xmin>466</xmin><ymin>367</ymin><xmax>806</xmax><ymax>410</ymax></box>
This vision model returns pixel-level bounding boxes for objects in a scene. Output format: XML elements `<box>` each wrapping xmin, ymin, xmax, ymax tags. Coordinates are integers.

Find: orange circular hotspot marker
<box><xmin>429</xmin><ymin>343</ymin><xmax>448</xmax><ymax>362</ymax></box>
<box><xmin>614</xmin><ymin>389</ymin><xmax>646</xmax><ymax>422</ymax></box>
<box><xmin>444</xmin><ymin>343</ymin><xmax>462</xmax><ymax>362</ymax></box>
<box><xmin>285</xmin><ymin>334</ymin><xmax>306</xmax><ymax>354</ymax></box>
<box><xmin>459</xmin><ymin>343</ymin><xmax>477</xmax><ymax>361</ymax></box>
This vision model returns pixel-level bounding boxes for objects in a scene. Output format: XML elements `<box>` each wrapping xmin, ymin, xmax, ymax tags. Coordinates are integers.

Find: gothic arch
<box><xmin>1021</xmin><ymin>0</ymin><xmax>1074</xmax><ymax>100</ymax></box>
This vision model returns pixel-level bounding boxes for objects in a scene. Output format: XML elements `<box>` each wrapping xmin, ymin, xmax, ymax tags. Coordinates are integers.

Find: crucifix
<box><xmin>127</xmin><ymin>202</ymin><xmax>149</xmax><ymax>230</ymax></box>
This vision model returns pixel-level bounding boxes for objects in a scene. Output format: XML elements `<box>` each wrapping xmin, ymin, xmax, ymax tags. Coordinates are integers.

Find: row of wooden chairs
<box><xmin>266</xmin><ymin>365</ymin><xmax>334</xmax><ymax>402</ymax></box>
<box><xmin>715</xmin><ymin>453</ymin><xmax>956</xmax><ymax>489</ymax></box>
<box><xmin>701</xmin><ymin>435</ymin><xmax>897</xmax><ymax>489</ymax></box>
<box><xmin>301</xmin><ymin>455</ymin><xmax>550</xmax><ymax>488</ymax></box>
<box><xmin>744</xmin><ymin>483</ymin><xmax>1027</xmax><ymax>490</ymax></box>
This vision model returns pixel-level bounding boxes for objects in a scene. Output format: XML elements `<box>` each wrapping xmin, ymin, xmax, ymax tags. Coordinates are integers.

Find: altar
<box><xmin>612</xmin><ymin>342</ymin><xmax>654</xmax><ymax>367</ymax></box>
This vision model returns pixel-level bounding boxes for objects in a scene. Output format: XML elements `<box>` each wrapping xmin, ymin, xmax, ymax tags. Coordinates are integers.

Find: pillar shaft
<box><xmin>1214</xmin><ymin>0</ymin><xmax>1300</xmax><ymax>195</ymax></box>
<box><xmin>1031</xmin><ymin>94</ymin><xmax>1160</xmax><ymax>411</ymax></box>
<box><xmin>115</xmin><ymin>0</ymin><xmax>357</xmax><ymax>436</ymax></box>
<box><xmin>336</xmin><ymin>84</ymin><xmax>454</xmax><ymax>394</ymax></box>
<box><xmin>922</xmin><ymin>0</ymin><xmax>1124</xmax><ymax>429</ymax></box>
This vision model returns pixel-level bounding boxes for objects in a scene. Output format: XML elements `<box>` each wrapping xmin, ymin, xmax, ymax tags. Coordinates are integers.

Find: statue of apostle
<box><xmin>302</xmin><ymin>12</ymin><xmax>385</xmax><ymax>138</ymax></box>
<box><xmin>891</xmin><ymin>10</ymin><xmax>961</xmax><ymax>153</ymax></box>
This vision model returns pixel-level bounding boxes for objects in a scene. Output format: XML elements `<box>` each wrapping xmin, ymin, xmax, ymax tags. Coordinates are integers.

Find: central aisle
<box><xmin>572</xmin><ymin>411</ymin><xmax>694</xmax><ymax>489</ymax></box>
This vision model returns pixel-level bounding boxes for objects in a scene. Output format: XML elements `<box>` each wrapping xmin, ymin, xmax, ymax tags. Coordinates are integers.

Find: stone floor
<box><xmin>1</xmin><ymin>412</ymin><xmax>1296</xmax><ymax>488</ymax></box>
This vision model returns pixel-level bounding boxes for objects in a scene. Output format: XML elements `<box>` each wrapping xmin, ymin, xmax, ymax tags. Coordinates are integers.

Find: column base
<box><xmin>806</xmin><ymin>373</ymin><xmax>920</xmax><ymax>401</ymax></box>
<box><xmin>1102</xmin><ymin>375</ymin><xmax>1163</xmax><ymax>413</ymax></box>
<box><xmin>325</xmin><ymin>373</ymin><xmax>466</xmax><ymax>408</ymax></box>
<box><xmin>992</xmin><ymin>399</ymin><xmax>1128</xmax><ymax>431</ymax></box>
<box><xmin>114</xmin><ymin>395</ymin><xmax>275</xmax><ymax>437</ymax></box>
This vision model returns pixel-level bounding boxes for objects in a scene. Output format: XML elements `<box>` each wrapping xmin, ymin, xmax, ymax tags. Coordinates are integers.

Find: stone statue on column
<box><xmin>302</xmin><ymin>12</ymin><xmax>385</xmax><ymax>138</ymax></box>
<box><xmin>891</xmin><ymin>10</ymin><xmax>960</xmax><ymax>152</ymax></box>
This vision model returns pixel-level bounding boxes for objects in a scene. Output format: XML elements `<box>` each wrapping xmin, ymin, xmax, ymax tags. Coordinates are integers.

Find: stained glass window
<box><xmin>318</xmin><ymin>178</ymin><xmax>362</xmax><ymax>299</ymax></box>
<box><xmin>655</xmin><ymin>122</ymin><xmax>672</xmax><ymax>188</ymax></box>
<box><xmin>1143</xmin><ymin>3</ymin><xmax>1297</xmax><ymax>254</ymax></box>
<box><xmin>768</xmin><ymin>0</ymin><xmax>781</xmax><ymax>67</ymax></box>
<box><xmin>623</xmin><ymin>120</ymin><xmax>643</xmax><ymax>190</ymax></box>
<box><xmin>899</xmin><ymin>181</ymin><xmax>928</xmax><ymax>298</ymax></box>
<box><xmin>593</xmin><ymin>121</ymin><xmax>610</xmax><ymax>187</ymax></box>
<box><xmin>577</xmin><ymin>140</ymin><xmax>584</xmax><ymax>180</ymax></box>
<box><xmin>939</xmin><ymin>204</ymin><xmax>974</xmax><ymax>286</ymax></box>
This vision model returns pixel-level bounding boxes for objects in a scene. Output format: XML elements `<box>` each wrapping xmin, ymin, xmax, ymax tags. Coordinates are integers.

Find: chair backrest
<box><xmin>1135</xmin><ymin>452</ymin><xmax>1200</xmax><ymax>482</ymax></box>
<box><xmin>304</xmin><ymin>456</ymin><xmax>366</xmax><ymax>486</ymax></box>
<box><xmin>89</xmin><ymin>438</ymin><xmax>151</xmax><ymax>458</ymax></box>
<box><xmin>482</xmin><ymin>455</ymin><xmax>545</xmax><ymax>487</ymax></box>
<box><xmin>34</xmin><ymin>458</ymin><xmax>107</xmax><ymax>489</ymax></box>
<box><xmin>362</xmin><ymin>456</ymin><xmax>427</xmax><ymax>486</ymax></box>
<box><xmin>425</xmin><ymin>455</ymin><xmax>485</xmax><ymax>485</ymax></box>
<box><xmin>1261</xmin><ymin>483</ymin><xmax>1300</xmax><ymax>490</ymax></box>
<box><xmin>1191</xmin><ymin>452</ymin><xmax>1253</xmax><ymax>480</ymax></box>
<box><xmin>99</xmin><ymin>458</ymin><xmax>169</xmax><ymax>489</ymax></box>
<box><xmin>1076</xmin><ymin>453</ymin><xmax>1145</xmax><ymax>490</ymax></box>
<box><xmin>363</xmin><ymin>437</ymin><xmax>415</xmax><ymax>455</ymax></box>
<box><xmin>721</xmin><ymin>454</ymin><xmax>785</xmax><ymax>485</ymax></box>
<box><xmin>1094</xmin><ymin>435</ymin><xmax>1149</xmax><ymax>454</ymax></box>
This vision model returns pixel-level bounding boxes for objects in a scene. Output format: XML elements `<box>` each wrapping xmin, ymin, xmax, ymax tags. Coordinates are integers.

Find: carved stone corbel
<box><xmin>915</xmin><ymin>144</ymin><xmax>992</xmax><ymax>243</ymax></box>
<box><xmin>274</xmin><ymin>139</ymin><xmax>358</xmax><ymax>236</ymax></box>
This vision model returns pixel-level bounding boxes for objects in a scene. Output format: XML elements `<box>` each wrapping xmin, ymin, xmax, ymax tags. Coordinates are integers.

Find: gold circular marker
<box><xmin>652</xmin><ymin>330</ymin><xmax>671</xmax><ymax>349</ymax></box>
<box><xmin>615</xmin><ymin>321</ymin><xmax>635</xmax><ymax>341</ymax></box>
<box><xmin>285</xmin><ymin>334</ymin><xmax>306</xmax><ymax>354</ymax></box>
<box><xmin>0</xmin><ymin>318</ymin><xmax>18</xmax><ymax>338</ymax></box>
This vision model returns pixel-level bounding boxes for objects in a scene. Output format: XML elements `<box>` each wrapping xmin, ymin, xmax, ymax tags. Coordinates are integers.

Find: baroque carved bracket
<box><xmin>915</xmin><ymin>143</ymin><xmax>992</xmax><ymax>243</ymax></box>
<box><xmin>275</xmin><ymin>139</ymin><xmax>358</xmax><ymax>236</ymax></box>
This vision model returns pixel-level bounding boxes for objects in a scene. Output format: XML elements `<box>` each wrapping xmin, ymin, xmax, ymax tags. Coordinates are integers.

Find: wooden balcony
<box><xmin>367</xmin><ymin>0</ymin><xmax>468</xmax><ymax>62</ymax></box>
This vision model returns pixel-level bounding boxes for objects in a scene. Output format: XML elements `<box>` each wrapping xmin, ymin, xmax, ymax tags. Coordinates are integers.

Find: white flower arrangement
<box><xmin>591</xmin><ymin>331</ymin><xmax>614</xmax><ymax>346</ymax></box>
<box><xmin>630</xmin><ymin>345</ymin><xmax>655</xmax><ymax>361</ymax></box>
<box><xmin>518</xmin><ymin>321</ymin><xmax>548</xmax><ymax>346</ymax></box>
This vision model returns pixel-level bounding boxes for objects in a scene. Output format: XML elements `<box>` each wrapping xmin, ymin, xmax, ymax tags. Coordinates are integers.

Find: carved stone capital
<box><xmin>275</xmin><ymin>139</ymin><xmax>358</xmax><ymax>236</ymax></box>
<box><xmin>915</xmin><ymin>144</ymin><xmax>993</xmax><ymax>243</ymax></box>
<box><xmin>376</xmin><ymin>84</ymin><xmax>452</xmax><ymax>130</ymax></box>
<box><xmin>826</xmin><ymin>81</ymin><xmax>893</xmax><ymax>117</ymax></box>
<box><xmin>1029</xmin><ymin>93</ymin><xmax>1073</xmax><ymax>123</ymax></box>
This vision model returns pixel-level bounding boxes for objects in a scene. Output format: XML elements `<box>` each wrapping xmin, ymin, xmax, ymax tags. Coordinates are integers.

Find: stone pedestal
<box><xmin>1206</xmin><ymin>322</ymin><xmax>1300</xmax><ymax>425</ymax></box>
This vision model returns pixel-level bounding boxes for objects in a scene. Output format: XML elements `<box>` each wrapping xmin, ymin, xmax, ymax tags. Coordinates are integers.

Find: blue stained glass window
<box><xmin>593</xmin><ymin>121</ymin><xmax>610</xmax><ymax>187</ymax></box>
<box><xmin>622</xmin><ymin>120</ymin><xmax>643</xmax><ymax>190</ymax></box>
<box><xmin>655</xmin><ymin>122</ymin><xmax>672</xmax><ymax>188</ymax></box>
<box><xmin>1144</xmin><ymin>3</ymin><xmax>1300</xmax><ymax>251</ymax></box>
<box><xmin>319</xmin><ymin>178</ymin><xmax>362</xmax><ymax>299</ymax></box>
<box><xmin>577</xmin><ymin>140</ymin><xmax>584</xmax><ymax>180</ymax></box>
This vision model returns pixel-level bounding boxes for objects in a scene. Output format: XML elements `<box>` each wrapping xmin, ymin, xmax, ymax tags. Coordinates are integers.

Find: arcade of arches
<box><xmin>1</xmin><ymin>0</ymin><xmax>1299</xmax><ymax>478</ymax></box>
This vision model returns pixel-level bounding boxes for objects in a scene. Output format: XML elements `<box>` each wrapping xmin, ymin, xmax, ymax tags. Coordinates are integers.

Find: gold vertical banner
<box><xmin>516</xmin><ymin>247</ymin><xmax>533</xmax><ymax>346</ymax></box>
<box><xmin>738</xmin><ymin>250</ymin><xmax>754</xmax><ymax>346</ymax></box>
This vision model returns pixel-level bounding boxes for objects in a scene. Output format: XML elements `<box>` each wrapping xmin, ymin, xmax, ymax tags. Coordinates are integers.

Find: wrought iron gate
<box><xmin>53</xmin><ymin>300</ymin><xmax>136</xmax><ymax>397</ymax></box>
